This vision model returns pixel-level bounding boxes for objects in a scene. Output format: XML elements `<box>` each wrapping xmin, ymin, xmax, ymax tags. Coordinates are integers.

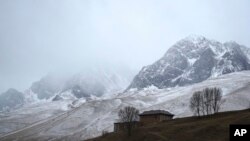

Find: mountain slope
<box><xmin>127</xmin><ymin>36</ymin><xmax>250</xmax><ymax>90</ymax></box>
<box><xmin>1</xmin><ymin>71</ymin><xmax>250</xmax><ymax>141</ymax></box>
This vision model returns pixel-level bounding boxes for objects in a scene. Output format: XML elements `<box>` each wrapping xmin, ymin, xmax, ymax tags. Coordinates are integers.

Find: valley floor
<box><xmin>88</xmin><ymin>109</ymin><xmax>250</xmax><ymax>141</ymax></box>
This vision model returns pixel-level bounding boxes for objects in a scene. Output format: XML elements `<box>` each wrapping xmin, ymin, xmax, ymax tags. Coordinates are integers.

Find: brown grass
<box><xmin>87</xmin><ymin>109</ymin><xmax>250</xmax><ymax>141</ymax></box>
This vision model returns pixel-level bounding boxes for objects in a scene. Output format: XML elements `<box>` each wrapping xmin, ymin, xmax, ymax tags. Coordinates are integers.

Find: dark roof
<box><xmin>139</xmin><ymin>110</ymin><xmax>174</xmax><ymax>116</ymax></box>
<box><xmin>114</xmin><ymin>121</ymin><xmax>139</xmax><ymax>124</ymax></box>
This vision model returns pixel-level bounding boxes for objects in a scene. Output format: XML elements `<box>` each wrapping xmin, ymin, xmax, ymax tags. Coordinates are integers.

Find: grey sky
<box><xmin>0</xmin><ymin>0</ymin><xmax>250</xmax><ymax>93</ymax></box>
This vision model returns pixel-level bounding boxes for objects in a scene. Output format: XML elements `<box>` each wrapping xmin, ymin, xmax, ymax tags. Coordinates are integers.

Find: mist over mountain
<box><xmin>0</xmin><ymin>65</ymin><xmax>136</xmax><ymax>112</ymax></box>
<box><xmin>29</xmin><ymin>74</ymin><xmax>67</xmax><ymax>99</ymax></box>
<box><xmin>25</xmin><ymin>66</ymin><xmax>136</xmax><ymax>101</ymax></box>
<box><xmin>127</xmin><ymin>35</ymin><xmax>250</xmax><ymax>90</ymax></box>
<box><xmin>0</xmin><ymin>88</ymin><xmax>24</xmax><ymax>111</ymax></box>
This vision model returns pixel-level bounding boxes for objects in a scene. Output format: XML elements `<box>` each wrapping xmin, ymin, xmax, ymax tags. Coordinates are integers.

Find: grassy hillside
<box><xmin>88</xmin><ymin>109</ymin><xmax>250</xmax><ymax>141</ymax></box>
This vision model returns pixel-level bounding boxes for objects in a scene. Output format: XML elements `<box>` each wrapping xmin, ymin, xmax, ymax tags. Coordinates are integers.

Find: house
<box><xmin>139</xmin><ymin>110</ymin><xmax>174</xmax><ymax>125</ymax></box>
<box><xmin>114</xmin><ymin>121</ymin><xmax>141</xmax><ymax>132</ymax></box>
<box><xmin>114</xmin><ymin>110</ymin><xmax>174</xmax><ymax>132</ymax></box>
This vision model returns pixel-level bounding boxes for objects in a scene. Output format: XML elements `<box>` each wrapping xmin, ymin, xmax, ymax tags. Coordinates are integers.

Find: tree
<box><xmin>118</xmin><ymin>106</ymin><xmax>139</xmax><ymax>136</ymax></box>
<box><xmin>203</xmin><ymin>88</ymin><xmax>213</xmax><ymax>115</ymax></box>
<box><xmin>189</xmin><ymin>91</ymin><xmax>202</xmax><ymax>116</ymax></box>
<box><xmin>190</xmin><ymin>87</ymin><xmax>223</xmax><ymax>116</ymax></box>
<box><xmin>211</xmin><ymin>87</ymin><xmax>222</xmax><ymax>113</ymax></box>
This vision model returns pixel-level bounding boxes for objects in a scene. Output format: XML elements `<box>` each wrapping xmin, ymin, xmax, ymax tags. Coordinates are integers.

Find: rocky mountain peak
<box><xmin>127</xmin><ymin>36</ymin><xmax>250</xmax><ymax>90</ymax></box>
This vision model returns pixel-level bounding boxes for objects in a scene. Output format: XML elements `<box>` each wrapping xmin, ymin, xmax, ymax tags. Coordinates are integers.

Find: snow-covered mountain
<box><xmin>1</xmin><ymin>71</ymin><xmax>250</xmax><ymax>141</ymax></box>
<box><xmin>27</xmin><ymin>66</ymin><xmax>135</xmax><ymax>102</ymax></box>
<box><xmin>127</xmin><ymin>35</ymin><xmax>250</xmax><ymax>90</ymax></box>
<box><xmin>0</xmin><ymin>66</ymin><xmax>135</xmax><ymax>113</ymax></box>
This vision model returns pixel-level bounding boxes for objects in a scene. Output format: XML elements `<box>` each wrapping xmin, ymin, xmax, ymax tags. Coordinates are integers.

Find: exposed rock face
<box><xmin>127</xmin><ymin>35</ymin><xmax>250</xmax><ymax>90</ymax></box>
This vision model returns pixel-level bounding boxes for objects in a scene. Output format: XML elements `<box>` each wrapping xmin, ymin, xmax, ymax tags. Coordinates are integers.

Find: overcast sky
<box><xmin>0</xmin><ymin>0</ymin><xmax>250</xmax><ymax>93</ymax></box>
